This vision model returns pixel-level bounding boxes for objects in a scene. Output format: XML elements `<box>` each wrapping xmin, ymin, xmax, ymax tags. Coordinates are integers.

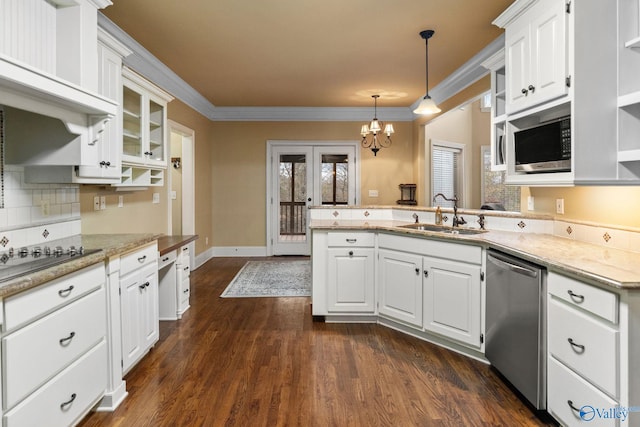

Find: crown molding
<box><xmin>210</xmin><ymin>106</ymin><xmax>414</xmax><ymax>122</ymax></box>
<box><xmin>492</xmin><ymin>0</ymin><xmax>538</xmax><ymax>28</ymax></box>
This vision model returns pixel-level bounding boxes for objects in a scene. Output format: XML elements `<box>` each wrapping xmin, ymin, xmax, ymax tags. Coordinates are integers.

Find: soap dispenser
<box><xmin>435</xmin><ymin>206</ymin><xmax>442</xmax><ymax>225</ymax></box>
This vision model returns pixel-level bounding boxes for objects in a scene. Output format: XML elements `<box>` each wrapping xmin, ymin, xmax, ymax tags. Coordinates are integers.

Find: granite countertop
<box><xmin>0</xmin><ymin>233</ymin><xmax>161</xmax><ymax>299</ymax></box>
<box><xmin>310</xmin><ymin>219</ymin><xmax>640</xmax><ymax>291</ymax></box>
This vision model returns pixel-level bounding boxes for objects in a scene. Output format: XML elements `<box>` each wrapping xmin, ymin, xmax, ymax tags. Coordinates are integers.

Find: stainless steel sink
<box><xmin>399</xmin><ymin>223</ymin><xmax>487</xmax><ymax>235</ymax></box>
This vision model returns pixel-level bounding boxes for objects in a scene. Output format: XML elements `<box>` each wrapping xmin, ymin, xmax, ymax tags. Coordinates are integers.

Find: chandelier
<box><xmin>360</xmin><ymin>94</ymin><xmax>394</xmax><ymax>156</ymax></box>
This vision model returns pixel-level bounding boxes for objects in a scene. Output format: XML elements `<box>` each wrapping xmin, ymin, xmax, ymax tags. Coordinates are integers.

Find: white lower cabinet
<box><xmin>378</xmin><ymin>249</ymin><xmax>423</xmax><ymax>327</ymax></box>
<box><xmin>378</xmin><ymin>234</ymin><xmax>483</xmax><ymax>349</ymax></box>
<box><xmin>423</xmin><ymin>257</ymin><xmax>482</xmax><ymax>348</ymax></box>
<box><xmin>546</xmin><ymin>271</ymin><xmax>640</xmax><ymax>427</ymax></box>
<box><xmin>158</xmin><ymin>244</ymin><xmax>191</xmax><ymax>320</ymax></box>
<box><xmin>119</xmin><ymin>243</ymin><xmax>159</xmax><ymax>374</ymax></box>
<box><xmin>1</xmin><ymin>263</ymin><xmax>108</xmax><ymax>426</ymax></box>
<box><xmin>326</xmin><ymin>232</ymin><xmax>375</xmax><ymax>313</ymax></box>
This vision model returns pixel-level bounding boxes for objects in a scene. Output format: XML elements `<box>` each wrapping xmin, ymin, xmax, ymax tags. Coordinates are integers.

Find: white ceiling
<box><xmin>103</xmin><ymin>0</ymin><xmax>512</xmax><ymax>108</ymax></box>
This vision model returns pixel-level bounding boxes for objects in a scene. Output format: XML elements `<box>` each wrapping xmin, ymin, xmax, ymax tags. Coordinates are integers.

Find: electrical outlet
<box><xmin>93</xmin><ymin>196</ymin><xmax>100</xmax><ymax>211</ymax></box>
<box><xmin>118</xmin><ymin>195</ymin><xmax>124</xmax><ymax>208</ymax></box>
<box><xmin>100</xmin><ymin>196</ymin><xmax>106</xmax><ymax>210</ymax></box>
<box><xmin>152</xmin><ymin>193</ymin><xmax>160</xmax><ymax>204</ymax></box>
<box><xmin>40</xmin><ymin>199</ymin><xmax>50</xmax><ymax>216</ymax></box>
<box><xmin>556</xmin><ymin>198</ymin><xmax>565</xmax><ymax>215</ymax></box>
<box><xmin>527</xmin><ymin>196</ymin><xmax>535</xmax><ymax>211</ymax></box>
<box><xmin>368</xmin><ymin>190</ymin><xmax>379</xmax><ymax>197</ymax></box>
<box><xmin>205</xmin><ymin>237</ymin><xmax>209</xmax><ymax>245</ymax></box>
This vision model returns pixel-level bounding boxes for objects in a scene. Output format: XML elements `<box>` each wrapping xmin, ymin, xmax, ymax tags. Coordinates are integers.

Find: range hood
<box><xmin>1</xmin><ymin>53</ymin><xmax>117</xmax><ymax>165</ymax></box>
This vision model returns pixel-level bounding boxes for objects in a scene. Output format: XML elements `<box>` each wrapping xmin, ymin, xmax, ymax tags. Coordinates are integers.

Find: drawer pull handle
<box><xmin>346</xmin><ymin>238</ymin><xmax>357</xmax><ymax>243</ymax></box>
<box><xmin>139</xmin><ymin>281</ymin><xmax>150</xmax><ymax>290</ymax></box>
<box><xmin>184</xmin><ymin>289</ymin><xmax>189</xmax><ymax>293</ymax></box>
<box><xmin>568</xmin><ymin>338</ymin><xmax>585</xmax><ymax>353</ymax></box>
<box><xmin>184</xmin><ymin>266</ymin><xmax>189</xmax><ymax>271</ymax></box>
<box><xmin>58</xmin><ymin>285</ymin><xmax>74</xmax><ymax>297</ymax></box>
<box><xmin>60</xmin><ymin>393</ymin><xmax>77</xmax><ymax>410</ymax></box>
<box><xmin>567</xmin><ymin>290</ymin><xmax>584</xmax><ymax>303</ymax></box>
<box><xmin>567</xmin><ymin>400</ymin><xmax>581</xmax><ymax>413</ymax></box>
<box><xmin>59</xmin><ymin>332</ymin><xmax>76</xmax><ymax>346</ymax></box>
<box><xmin>138</xmin><ymin>255</ymin><xmax>147</xmax><ymax>263</ymax></box>
<box><xmin>183</xmin><ymin>247</ymin><xmax>189</xmax><ymax>251</ymax></box>
<box><xmin>162</xmin><ymin>256</ymin><xmax>169</xmax><ymax>262</ymax></box>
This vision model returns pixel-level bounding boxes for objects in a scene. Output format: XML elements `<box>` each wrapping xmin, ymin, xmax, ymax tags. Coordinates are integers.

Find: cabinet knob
<box><xmin>99</xmin><ymin>161</ymin><xmax>106</xmax><ymax>166</ymax></box>
<box><xmin>348</xmin><ymin>251</ymin><xmax>354</xmax><ymax>256</ymax></box>
<box><xmin>424</xmin><ymin>270</ymin><xmax>429</xmax><ymax>278</ymax></box>
<box><xmin>415</xmin><ymin>268</ymin><xmax>420</xmax><ymax>275</ymax></box>
<box><xmin>528</xmin><ymin>84</ymin><xmax>535</xmax><ymax>93</ymax></box>
<box><xmin>521</xmin><ymin>88</ymin><xmax>528</xmax><ymax>96</ymax></box>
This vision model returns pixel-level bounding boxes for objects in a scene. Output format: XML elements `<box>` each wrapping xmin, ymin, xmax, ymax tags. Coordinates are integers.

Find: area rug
<box><xmin>220</xmin><ymin>260</ymin><xmax>311</xmax><ymax>298</ymax></box>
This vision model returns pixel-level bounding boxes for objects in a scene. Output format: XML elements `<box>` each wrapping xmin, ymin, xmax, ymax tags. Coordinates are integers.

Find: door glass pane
<box><xmin>279</xmin><ymin>154</ymin><xmax>307</xmax><ymax>238</ymax></box>
<box><xmin>149</xmin><ymin>100</ymin><xmax>164</xmax><ymax>162</ymax></box>
<box><xmin>321</xmin><ymin>154</ymin><xmax>349</xmax><ymax>205</ymax></box>
<box><xmin>482</xmin><ymin>147</ymin><xmax>521</xmax><ymax>211</ymax></box>
<box><xmin>122</xmin><ymin>85</ymin><xmax>142</xmax><ymax>158</ymax></box>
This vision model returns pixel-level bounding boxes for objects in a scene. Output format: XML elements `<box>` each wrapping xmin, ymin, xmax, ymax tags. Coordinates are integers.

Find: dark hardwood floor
<box><xmin>80</xmin><ymin>256</ymin><xmax>555</xmax><ymax>427</ymax></box>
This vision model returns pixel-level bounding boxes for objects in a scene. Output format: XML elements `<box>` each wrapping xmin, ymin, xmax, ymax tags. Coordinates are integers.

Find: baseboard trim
<box><xmin>211</xmin><ymin>246</ymin><xmax>268</xmax><ymax>257</ymax></box>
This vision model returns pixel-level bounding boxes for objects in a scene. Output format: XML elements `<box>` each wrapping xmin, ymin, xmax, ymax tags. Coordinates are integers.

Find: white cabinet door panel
<box><xmin>327</xmin><ymin>248</ymin><xmax>375</xmax><ymax>313</ymax></box>
<box><xmin>378</xmin><ymin>249</ymin><xmax>423</xmax><ymax>328</ymax></box>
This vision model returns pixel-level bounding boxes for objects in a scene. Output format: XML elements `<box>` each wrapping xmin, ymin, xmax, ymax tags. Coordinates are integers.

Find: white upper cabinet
<box><xmin>494</xmin><ymin>0</ymin><xmax>626</xmax><ymax>185</ymax></box>
<box><xmin>121</xmin><ymin>67</ymin><xmax>173</xmax><ymax>169</ymax></box>
<box><xmin>504</xmin><ymin>0</ymin><xmax>568</xmax><ymax>114</ymax></box>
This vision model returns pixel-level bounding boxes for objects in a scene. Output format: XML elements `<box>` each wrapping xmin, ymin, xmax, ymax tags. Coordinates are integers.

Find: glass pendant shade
<box><xmin>413</xmin><ymin>96</ymin><xmax>441</xmax><ymax>115</ymax></box>
<box><xmin>360</xmin><ymin>124</ymin><xmax>369</xmax><ymax>136</ymax></box>
<box><xmin>384</xmin><ymin>123</ymin><xmax>394</xmax><ymax>136</ymax></box>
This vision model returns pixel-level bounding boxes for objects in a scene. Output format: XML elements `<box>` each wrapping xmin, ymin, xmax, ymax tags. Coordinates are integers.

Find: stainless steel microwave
<box><xmin>514</xmin><ymin>116</ymin><xmax>571</xmax><ymax>173</ymax></box>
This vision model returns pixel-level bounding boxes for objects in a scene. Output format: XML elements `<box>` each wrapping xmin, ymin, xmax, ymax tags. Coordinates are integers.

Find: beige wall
<box><xmin>523</xmin><ymin>186</ymin><xmax>640</xmax><ymax>228</ymax></box>
<box><xmin>211</xmin><ymin>121</ymin><xmax>414</xmax><ymax>247</ymax></box>
<box><xmin>170</xmin><ymin>132</ymin><xmax>182</xmax><ymax>236</ymax></box>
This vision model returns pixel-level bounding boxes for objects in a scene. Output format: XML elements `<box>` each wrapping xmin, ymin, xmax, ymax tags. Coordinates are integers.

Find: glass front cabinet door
<box><xmin>121</xmin><ymin>67</ymin><xmax>173</xmax><ymax>168</ymax></box>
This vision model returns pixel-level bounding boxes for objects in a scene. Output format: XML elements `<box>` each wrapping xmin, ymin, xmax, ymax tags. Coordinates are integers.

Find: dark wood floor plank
<box><xmin>79</xmin><ymin>256</ymin><xmax>554</xmax><ymax>427</ymax></box>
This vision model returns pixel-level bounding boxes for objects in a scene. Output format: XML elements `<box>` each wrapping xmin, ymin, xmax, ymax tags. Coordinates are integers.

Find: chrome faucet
<box><xmin>433</xmin><ymin>193</ymin><xmax>463</xmax><ymax>227</ymax></box>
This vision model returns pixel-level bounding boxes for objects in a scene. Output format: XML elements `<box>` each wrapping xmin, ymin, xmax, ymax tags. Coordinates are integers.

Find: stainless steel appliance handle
<box><xmin>488</xmin><ymin>253</ymin><xmax>539</xmax><ymax>278</ymax></box>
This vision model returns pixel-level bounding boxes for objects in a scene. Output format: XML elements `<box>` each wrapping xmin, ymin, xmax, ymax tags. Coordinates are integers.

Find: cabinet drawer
<box><xmin>548</xmin><ymin>357</ymin><xmax>618</xmax><ymax>427</ymax></box>
<box><xmin>180</xmin><ymin>276</ymin><xmax>190</xmax><ymax>305</ymax></box>
<box><xmin>158</xmin><ymin>250</ymin><xmax>177</xmax><ymax>270</ymax></box>
<box><xmin>178</xmin><ymin>245</ymin><xmax>190</xmax><ymax>264</ymax></box>
<box><xmin>379</xmin><ymin>233</ymin><xmax>482</xmax><ymax>264</ymax></box>
<box><xmin>4</xmin><ymin>340</ymin><xmax>107</xmax><ymax>427</ymax></box>
<box><xmin>548</xmin><ymin>298</ymin><xmax>618</xmax><ymax>397</ymax></box>
<box><xmin>120</xmin><ymin>243</ymin><xmax>157</xmax><ymax>276</ymax></box>
<box><xmin>177</xmin><ymin>263</ymin><xmax>191</xmax><ymax>279</ymax></box>
<box><xmin>327</xmin><ymin>232</ymin><xmax>374</xmax><ymax>247</ymax></box>
<box><xmin>548</xmin><ymin>271</ymin><xmax>618</xmax><ymax>323</ymax></box>
<box><xmin>4</xmin><ymin>263</ymin><xmax>104</xmax><ymax>331</ymax></box>
<box><xmin>3</xmin><ymin>287</ymin><xmax>106</xmax><ymax>408</ymax></box>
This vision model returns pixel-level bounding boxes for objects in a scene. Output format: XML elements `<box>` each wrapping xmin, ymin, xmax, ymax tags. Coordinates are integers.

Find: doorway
<box><xmin>168</xmin><ymin>121</ymin><xmax>195</xmax><ymax>262</ymax></box>
<box><xmin>266</xmin><ymin>141</ymin><xmax>359</xmax><ymax>256</ymax></box>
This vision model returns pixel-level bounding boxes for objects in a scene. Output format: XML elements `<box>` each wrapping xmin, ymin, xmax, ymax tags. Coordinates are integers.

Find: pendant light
<box><xmin>360</xmin><ymin>95</ymin><xmax>394</xmax><ymax>156</ymax></box>
<box><xmin>414</xmin><ymin>29</ymin><xmax>441</xmax><ymax>115</ymax></box>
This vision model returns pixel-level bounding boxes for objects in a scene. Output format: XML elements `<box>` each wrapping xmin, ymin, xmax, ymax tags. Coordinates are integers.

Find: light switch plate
<box><xmin>527</xmin><ymin>196</ymin><xmax>535</xmax><ymax>211</ymax></box>
<box><xmin>152</xmin><ymin>193</ymin><xmax>160</xmax><ymax>204</ymax></box>
<box><xmin>93</xmin><ymin>196</ymin><xmax>100</xmax><ymax>211</ymax></box>
<box><xmin>556</xmin><ymin>198</ymin><xmax>564</xmax><ymax>214</ymax></box>
<box><xmin>100</xmin><ymin>196</ymin><xmax>106</xmax><ymax>210</ymax></box>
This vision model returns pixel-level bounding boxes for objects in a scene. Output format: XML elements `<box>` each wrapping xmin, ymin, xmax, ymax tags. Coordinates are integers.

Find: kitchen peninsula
<box><xmin>310</xmin><ymin>205</ymin><xmax>640</xmax><ymax>426</ymax></box>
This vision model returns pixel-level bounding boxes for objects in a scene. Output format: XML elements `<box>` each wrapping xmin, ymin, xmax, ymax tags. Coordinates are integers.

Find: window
<box><xmin>431</xmin><ymin>140</ymin><xmax>464</xmax><ymax>208</ymax></box>
<box><xmin>481</xmin><ymin>146</ymin><xmax>520</xmax><ymax>211</ymax></box>
<box><xmin>321</xmin><ymin>154</ymin><xmax>349</xmax><ymax>205</ymax></box>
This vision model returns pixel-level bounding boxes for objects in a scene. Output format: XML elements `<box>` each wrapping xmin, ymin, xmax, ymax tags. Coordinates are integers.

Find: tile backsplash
<box><xmin>0</xmin><ymin>164</ymin><xmax>81</xmax><ymax>247</ymax></box>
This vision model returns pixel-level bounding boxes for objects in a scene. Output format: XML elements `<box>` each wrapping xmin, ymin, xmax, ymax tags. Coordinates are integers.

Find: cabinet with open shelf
<box><xmin>482</xmin><ymin>48</ymin><xmax>507</xmax><ymax>171</ymax></box>
<box><xmin>616</xmin><ymin>0</ymin><xmax>640</xmax><ymax>179</ymax></box>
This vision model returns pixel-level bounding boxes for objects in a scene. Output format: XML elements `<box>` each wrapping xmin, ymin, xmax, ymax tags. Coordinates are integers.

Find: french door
<box><xmin>268</xmin><ymin>142</ymin><xmax>358</xmax><ymax>256</ymax></box>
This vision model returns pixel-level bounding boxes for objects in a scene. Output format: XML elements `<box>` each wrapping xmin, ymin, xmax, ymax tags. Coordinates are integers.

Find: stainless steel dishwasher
<box><xmin>486</xmin><ymin>249</ymin><xmax>546</xmax><ymax>410</ymax></box>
